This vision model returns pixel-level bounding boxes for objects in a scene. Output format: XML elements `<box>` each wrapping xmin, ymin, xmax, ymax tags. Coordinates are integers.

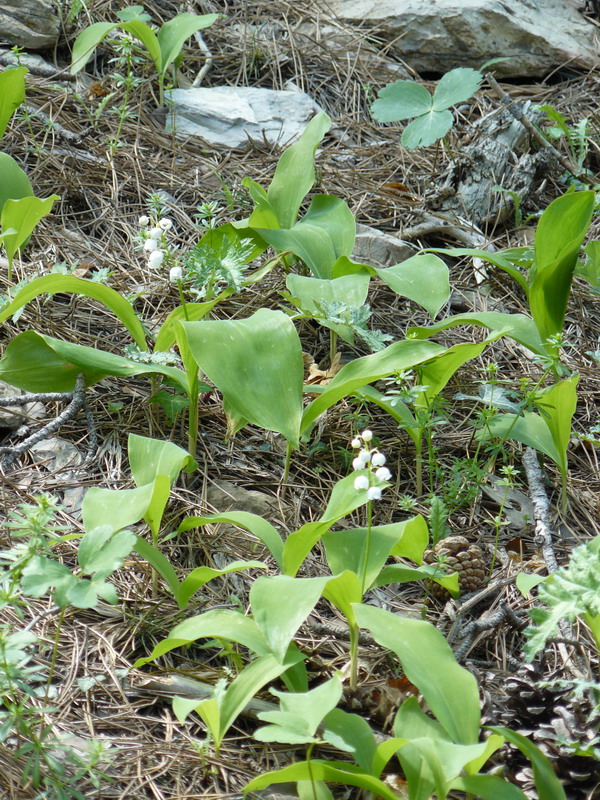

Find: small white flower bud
<box><xmin>361</xmin><ymin>429</ymin><xmax>373</xmax><ymax>442</ymax></box>
<box><xmin>159</xmin><ymin>217</ymin><xmax>173</xmax><ymax>230</ymax></box>
<box><xmin>149</xmin><ymin>226</ymin><xmax>162</xmax><ymax>238</ymax></box>
<box><xmin>148</xmin><ymin>250</ymin><xmax>165</xmax><ymax>268</ymax></box>
<box><xmin>367</xmin><ymin>486</ymin><xmax>382</xmax><ymax>501</ymax></box>
<box><xmin>354</xmin><ymin>475</ymin><xmax>369</xmax><ymax>491</ymax></box>
<box><xmin>138</xmin><ymin>215</ymin><xmax>149</xmax><ymax>227</ymax></box>
<box><xmin>372</xmin><ymin>452</ymin><xmax>386</xmax><ymax>467</ymax></box>
<box><xmin>358</xmin><ymin>450</ymin><xmax>371</xmax><ymax>464</ymax></box>
<box><xmin>143</xmin><ymin>238</ymin><xmax>159</xmax><ymax>252</ymax></box>
<box><xmin>169</xmin><ymin>266</ymin><xmax>183</xmax><ymax>282</ymax></box>
<box><xmin>351</xmin><ymin>437</ymin><xmax>362</xmax><ymax>449</ymax></box>
<box><xmin>352</xmin><ymin>457</ymin><xmax>364</xmax><ymax>470</ymax></box>
<box><xmin>375</xmin><ymin>467</ymin><xmax>392</xmax><ymax>481</ymax></box>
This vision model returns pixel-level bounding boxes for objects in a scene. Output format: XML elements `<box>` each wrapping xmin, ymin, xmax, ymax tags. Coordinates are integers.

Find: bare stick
<box><xmin>523</xmin><ymin>446</ymin><xmax>559</xmax><ymax>573</ymax></box>
<box><xmin>192</xmin><ymin>31</ymin><xmax>213</xmax><ymax>87</ymax></box>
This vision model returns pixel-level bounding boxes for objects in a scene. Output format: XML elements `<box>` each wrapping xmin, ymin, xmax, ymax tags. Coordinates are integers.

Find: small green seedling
<box><xmin>371</xmin><ymin>68</ymin><xmax>483</xmax><ymax>149</ymax></box>
<box><xmin>70</xmin><ymin>4</ymin><xmax>219</xmax><ymax>105</ymax></box>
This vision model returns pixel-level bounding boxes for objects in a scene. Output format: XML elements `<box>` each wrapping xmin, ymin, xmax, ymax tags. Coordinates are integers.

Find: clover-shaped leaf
<box><xmin>371</xmin><ymin>68</ymin><xmax>483</xmax><ymax>149</ymax></box>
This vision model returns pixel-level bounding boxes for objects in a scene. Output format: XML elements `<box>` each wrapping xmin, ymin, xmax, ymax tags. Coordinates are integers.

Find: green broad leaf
<box><xmin>243</xmin><ymin>760</ymin><xmax>401</xmax><ymax>800</ymax></box>
<box><xmin>297</xmin><ymin>781</ymin><xmax>335</xmax><ymax>800</ymax></box>
<box><xmin>65</xmin><ymin>578</ymin><xmax>98</xmax><ymax>609</ymax></box>
<box><xmin>128</xmin><ymin>433</ymin><xmax>196</xmax><ymax>487</ymax></box>
<box><xmin>1</xmin><ymin>194</ymin><xmax>59</xmax><ymax>263</ymax></box>
<box><xmin>177</xmin><ymin>560</ymin><xmax>267</xmax><ymax>608</ymax></box>
<box><xmin>142</xmin><ymin>472</ymin><xmax>171</xmax><ymax>542</ymax></box>
<box><xmin>432</xmin><ymin>68</ymin><xmax>483</xmax><ymax>110</ymax></box>
<box><xmin>0</xmin><ymin>330</ymin><xmax>188</xmax><ymax>393</ymax></box>
<box><xmin>21</xmin><ymin>556</ymin><xmax>73</xmax><ymax>598</ymax></box>
<box><xmin>395</xmin><ymin>698</ymin><xmax>498</xmax><ymax>784</ymax></box>
<box><xmin>178</xmin><ymin>512</ymin><xmax>284</xmax><ymax>571</ymax></box>
<box><xmin>193</xmin><ymin>649</ymin><xmax>305</xmax><ymax>751</ymax></box>
<box><xmin>530</xmin><ymin>190</ymin><xmax>595</xmax><ymax>341</ymax></box>
<box><xmin>415</xmin><ymin>334</ymin><xmax>502</xmax><ymax>408</ymax></box>
<box><xmin>77</xmin><ymin>526</ymin><xmax>136</xmax><ymax>575</ymax></box>
<box><xmin>83</xmin><ymin>483</ymin><xmax>154</xmax><ymax>536</ymax></box>
<box><xmin>0</xmin><ymin>274</ymin><xmax>147</xmax><ymax>349</ymax></box>
<box><xmin>134</xmin><ymin>536</ymin><xmax>181</xmax><ymax>600</ymax></box>
<box><xmin>153</xmin><ymin>300</ymin><xmax>217</xmax><ymax>352</ymax></box>
<box><xmin>402</xmin><ymin>109</ymin><xmax>454</xmax><ymax>149</ymax></box>
<box><xmin>487</xmin><ymin>727</ymin><xmax>567</xmax><ymax>800</ymax></box>
<box><xmin>322</xmin><ymin>571</ymin><xmax>363</xmax><ymax>625</ymax></box>
<box><xmin>371</xmin><ymin>80</ymin><xmax>432</xmax><ymax>122</ymax></box>
<box><xmin>374</xmin><ymin>563</ymin><xmax>460</xmax><ymax>598</ymax></box>
<box><xmin>427</xmin><ymin>246</ymin><xmax>530</xmax><ymax>295</ymax></box>
<box><xmin>255</xmin><ymin>673</ymin><xmax>343</xmax><ymax>744</ymax></box>
<box><xmin>156</xmin><ymin>13</ymin><xmax>219</xmax><ymax>73</ymax></box>
<box><xmin>451</xmin><ymin>775</ymin><xmax>529</xmax><ymax>800</ymax></box>
<box><xmin>250</xmin><ymin>574</ymin><xmax>331</xmax><ymax>662</ymax></box>
<box><xmin>0</xmin><ymin>152</ymin><xmax>33</xmax><ymax>216</ymax></box>
<box><xmin>301</xmin><ymin>338</ymin><xmax>445</xmax><ymax>433</ymax></box>
<box><xmin>282</xmin><ymin>472</ymin><xmax>383</xmax><ymax>576</ymax></box>
<box><xmin>535</xmin><ymin>374</ymin><xmax>579</xmax><ymax>479</ymax></box>
<box><xmin>286</xmin><ymin>270</ymin><xmax>370</xmax><ymax>342</ymax></box>
<box><xmin>180</xmin><ymin>308</ymin><xmax>304</xmax><ymax>448</ymax></box>
<box><xmin>119</xmin><ymin>20</ymin><xmax>161</xmax><ymax>71</ymax></box>
<box><xmin>515</xmin><ymin>572</ymin><xmax>546</xmax><ymax>600</ymax></box>
<box><xmin>374</xmin><ymin>254</ymin><xmax>450</xmax><ymax>319</ymax></box>
<box><xmin>395</xmin><ymin>695</ymin><xmax>449</xmax><ymax>741</ymax></box>
<box><xmin>265</xmin><ymin>111</ymin><xmax>332</xmax><ymax>229</ymax></box>
<box><xmin>133</xmin><ymin>608</ymin><xmax>269</xmax><ymax>669</ymax></box>
<box><xmin>322</xmin><ymin>517</ymin><xmax>428</xmax><ymax>590</ymax></box>
<box><xmin>243</xmin><ymin>178</ymin><xmax>279</xmax><ymax>229</ymax></box>
<box><xmin>321</xmin><ymin>708</ymin><xmax>378</xmax><ymax>769</ymax></box>
<box><xmin>0</xmin><ymin>67</ymin><xmax>27</xmax><ymax>140</ymax></box>
<box><xmin>478</xmin><ymin>411</ymin><xmax>560</xmax><ymax>467</ymax></box>
<box><xmin>70</xmin><ymin>22</ymin><xmax>120</xmax><ymax>73</ymax></box>
<box><xmin>354</xmin><ymin>604</ymin><xmax>480</xmax><ymax>744</ymax></box>
<box><xmin>258</xmin><ymin>195</ymin><xmax>356</xmax><ymax>280</ymax></box>
<box><xmin>408</xmin><ymin>311</ymin><xmax>547</xmax><ymax>356</ymax></box>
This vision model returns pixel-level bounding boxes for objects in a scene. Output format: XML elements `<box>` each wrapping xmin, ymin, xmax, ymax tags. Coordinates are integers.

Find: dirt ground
<box><xmin>0</xmin><ymin>1</ymin><xmax>599</xmax><ymax>797</ymax></box>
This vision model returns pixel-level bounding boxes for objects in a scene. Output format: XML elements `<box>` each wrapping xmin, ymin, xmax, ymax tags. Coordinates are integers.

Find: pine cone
<box><xmin>423</xmin><ymin>535</ymin><xmax>488</xmax><ymax>599</ymax></box>
<box><xmin>496</xmin><ymin>665</ymin><xmax>600</xmax><ymax>799</ymax></box>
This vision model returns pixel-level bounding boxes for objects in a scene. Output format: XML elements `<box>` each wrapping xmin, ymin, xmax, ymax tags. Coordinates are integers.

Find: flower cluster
<box><xmin>351</xmin><ymin>430</ymin><xmax>392</xmax><ymax>501</ymax></box>
<box><xmin>138</xmin><ymin>214</ymin><xmax>182</xmax><ymax>282</ymax></box>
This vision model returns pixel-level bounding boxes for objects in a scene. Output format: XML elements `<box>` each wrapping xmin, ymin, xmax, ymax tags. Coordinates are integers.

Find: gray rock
<box><xmin>206</xmin><ymin>479</ymin><xmax>277</xmax><ymax>518</ymax></box>
<box><xmin>0</xmin><ymin>1</ymin><xmax>60</xmax><ymax>50</ymax></box>
<box><xmin>353</xmin><ymin>223</ymin><xmax>415</xmax><ymax>267</ymax></box>
<box><xmin>327</xmin><ymin>0</ymin><xmax>599</xmax><ymax>77</ymax></box>
<box><xmin>166</xmin><ymin>86</ymin><xmax>324</xmax><ymax>149</ymax></box>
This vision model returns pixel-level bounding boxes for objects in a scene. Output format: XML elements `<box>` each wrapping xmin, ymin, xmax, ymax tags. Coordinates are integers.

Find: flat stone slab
<box><xmin>327</xmin><ymin>0</ymin><xmax>599</xmax><ymax>77</ymax></box>
<box><xmin>166</xmin><ymin>86</ymin><xmax>324</xmax><ymax>149</ymax></box>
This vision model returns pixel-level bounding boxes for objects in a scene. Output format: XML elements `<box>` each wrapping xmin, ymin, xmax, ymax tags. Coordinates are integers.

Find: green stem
<box><xmin>360</xmin><ymin>500</ymin><xmax>373</xmax><ymax>596</ymax></box>
<box><xmin>306</xmin><ymin>742</ymin><xmax>318</xmax><ymax>800</ymax></box>
<box><xmin>188</xmin><ymin>375</ymin><xmax>199</xmax><ymax>456</ymax></box>
<box><xmin>415</xmin><ymin>435</ymin><xmax>423</xmax><ymax>497</ymax></box>
<box><xmin>283</xmin><ymin>440</ymin><xmax>292</xmax><ymax>484</ymax></box>
<box><xmin>177</xmin><ymin>279</ymin><xmax>189</xmax><ymax>320</ymax></box>
<box><xmin>329</xmin><ymin>329</ymin><xmax>338</xmax><ymax>369</ymax></box>
<box><xmin>349</xmin><ymin>622</ymin><xmax>359</xmax><ymax>691</ymax></box>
